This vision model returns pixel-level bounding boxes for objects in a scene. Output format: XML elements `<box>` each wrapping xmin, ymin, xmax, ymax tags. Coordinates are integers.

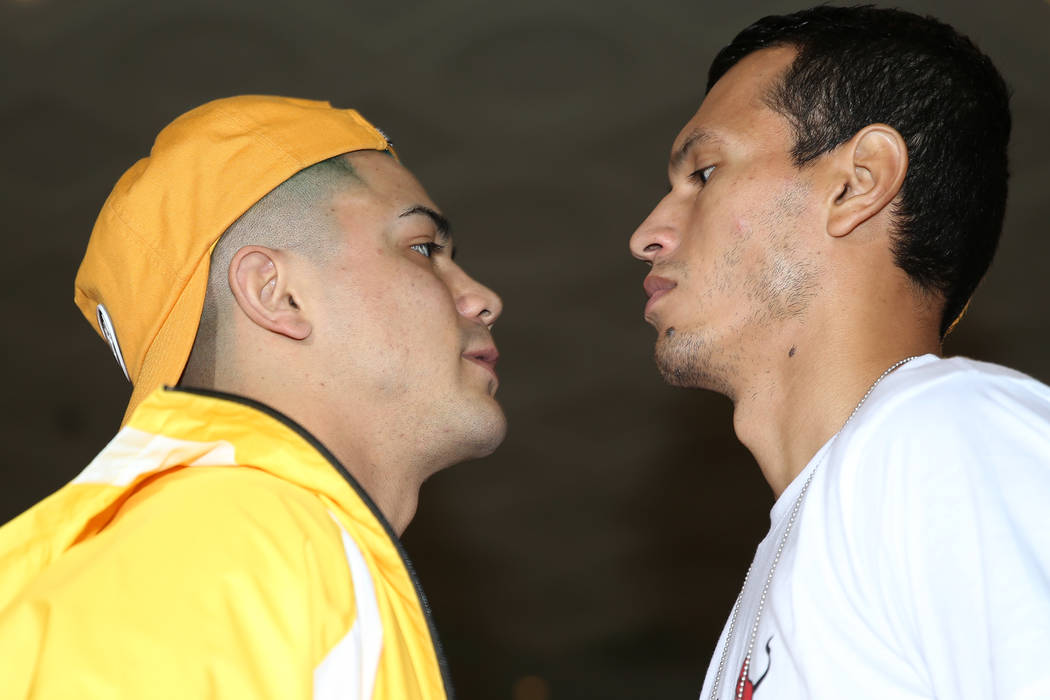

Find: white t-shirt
<box><xmin>699</xmin><ymin>355</ymin><xmax>1050</xmax><ymax>700</ymax></box>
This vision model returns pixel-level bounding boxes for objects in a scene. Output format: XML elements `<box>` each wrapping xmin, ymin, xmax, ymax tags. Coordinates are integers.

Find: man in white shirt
<box><xmin>629</xmin><ymin>6</ymin><xmax>1050</xmax><ymax>699</ymax></box>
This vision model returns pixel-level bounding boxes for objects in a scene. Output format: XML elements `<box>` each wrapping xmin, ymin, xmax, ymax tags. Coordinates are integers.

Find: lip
<box><xmin>643</xmin><ymin>274</ymin><xmax>677</xmax><ymax>317</ymax></box>
<box><xmin>463</xmin><ymin>346</ymin><xmax>499</xmax><ymax>381</ymax></box>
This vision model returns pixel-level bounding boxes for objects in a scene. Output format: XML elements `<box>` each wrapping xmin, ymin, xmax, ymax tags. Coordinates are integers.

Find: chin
<box><xmin>467</xmin><ymin>402</ymin><xmax>508</xmax><ymax>458</ymax></box>
<box><xmin>416</xmin><ymin>393</ymin><xmax>508</xmax><ymax>476</ymax></box>
<box><xmin>432</xmin><ymin>396</ymin><xmax>507</xmax><ymax>468</ymax></box>
<box><xmin>655</xmin><ymin>327</ymin><xmax>734</xmax><ymax>397</ymax></box>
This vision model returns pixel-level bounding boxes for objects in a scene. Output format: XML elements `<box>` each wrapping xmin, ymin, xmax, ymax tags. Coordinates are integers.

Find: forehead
<box><xmin>328</xmin><ymin>150</ymin><xmax>449</xmax><ymax>247</ymax></box>
<box><xmin>344</xmin><ymin>150</ymin><xmax>433</xmax><ymax>205</ymax></box>
<box><xmin>671</xmin><ymin>46</ymin><xmax>797</xmax><ymax>161</ymax></box>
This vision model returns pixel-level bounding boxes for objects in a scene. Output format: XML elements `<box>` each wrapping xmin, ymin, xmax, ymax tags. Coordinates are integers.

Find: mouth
<box><xmin>643</xmin><ymin>274</ymin><xmax>677</xmax><ymax>318</ymax></box>
<box><xmin>463</xmin><ymin>346</ymin><xmax>500</xmax><ymax>382</ymax></box>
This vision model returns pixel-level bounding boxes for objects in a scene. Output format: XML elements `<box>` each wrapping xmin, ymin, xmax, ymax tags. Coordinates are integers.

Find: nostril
<box><xmin>644</xmin><ymin>243</ymin><xmax>661</xmax><ymax>252</ymax></box>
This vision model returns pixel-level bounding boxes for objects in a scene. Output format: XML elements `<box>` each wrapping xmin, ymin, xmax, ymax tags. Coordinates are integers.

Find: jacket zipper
<box><xmin>167</xmin><ymin>386</ymin><xmax>456</xmax><ymax>698</ymax></box>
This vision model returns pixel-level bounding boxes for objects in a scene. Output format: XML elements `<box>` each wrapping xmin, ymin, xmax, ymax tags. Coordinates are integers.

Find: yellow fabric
<box><xmin>72</xmin><ymin>96</ymin><xmax>395</xmax><ymax>424</ymax></box>
<box><xmin>0</xmin><ymin>388</ymin><xmax>448</xmax><ymax>699</ymax></box>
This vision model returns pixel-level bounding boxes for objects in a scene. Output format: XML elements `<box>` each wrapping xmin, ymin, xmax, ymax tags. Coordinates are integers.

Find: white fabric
<box><xmin>73</xmin><ymin>426</ymin><xmax>237</xmax><ymax>486</ymax></box>
<box><xmin>313</xmin><ymin>515</ymin><xmax>384</xmax><ymax>700</ymax></box>
<box><xmin>700</xmin><ymin>355</ymin><xmax>1050</xmax><ymax>700</ymax></box>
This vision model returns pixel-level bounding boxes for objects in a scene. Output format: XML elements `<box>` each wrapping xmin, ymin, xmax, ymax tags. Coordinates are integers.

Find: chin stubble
<box><xmin>655</xmin><ymin>325</ymin><xmax>735</xmax><ymax>398</ymax></box>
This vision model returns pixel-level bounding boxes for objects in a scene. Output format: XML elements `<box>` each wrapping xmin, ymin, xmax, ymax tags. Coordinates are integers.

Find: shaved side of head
<box><xmin>180</xmin><ymin>153</ymin><xmax>363</xmax><ymax>388</ymax></box>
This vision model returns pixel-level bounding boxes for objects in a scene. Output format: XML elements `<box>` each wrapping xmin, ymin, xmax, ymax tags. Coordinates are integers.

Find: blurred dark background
<box><xmin>2</xmin><ymin>0</ymin><xmax>1048</xmax><ymax>697</ymax></box>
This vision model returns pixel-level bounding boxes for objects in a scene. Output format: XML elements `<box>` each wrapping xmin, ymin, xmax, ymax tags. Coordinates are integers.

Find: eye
<box><xmin>410</xmin><ymin>242</ymin><xmax>444</xmax><ymax>258</ymax></box>
<box><xmin>689</xmin><ymin>165</ymin><xmax>716</xmax><ymax>186</ymax></box>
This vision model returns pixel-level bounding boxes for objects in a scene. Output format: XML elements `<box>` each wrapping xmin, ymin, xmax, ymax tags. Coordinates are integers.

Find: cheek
<box><xmin>719</xmin><ymin>217</ymin><xmax>752</xmax><ymax>269</ymax></box>
<box><xmin>385</xmin><ymin>275</ymin><xmax>462</xmax><ymax>345</ymax></box>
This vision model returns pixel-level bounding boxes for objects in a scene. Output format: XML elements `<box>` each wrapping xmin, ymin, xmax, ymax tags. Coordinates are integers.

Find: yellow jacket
<box><xmin>0</xmin><ymin>387</ymin><xmax>452</xmax><ymax>699</ymax></box>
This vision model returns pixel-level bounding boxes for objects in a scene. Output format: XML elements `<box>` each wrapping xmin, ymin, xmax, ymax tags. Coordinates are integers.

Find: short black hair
<box><xmin>708</xmin><ymin>5</ymin><xmax>1011</xmax><ymax>336</ymax></box>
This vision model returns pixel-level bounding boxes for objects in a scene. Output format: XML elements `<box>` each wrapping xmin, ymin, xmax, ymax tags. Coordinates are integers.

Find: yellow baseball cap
<box><xmin>74</xmin><ymin>95</ymin><xmax>394</xmax><ymax>425</ymax></box>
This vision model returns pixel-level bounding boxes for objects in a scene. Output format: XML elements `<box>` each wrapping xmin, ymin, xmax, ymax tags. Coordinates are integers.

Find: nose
<box><xmin>629</xmin><ymin>195</ymin><xmax>680</xmax><ymax>264</ymax></box>
<box><xmin>452</xmin><ymin>266</ymin><xmax>503</xmax><ymax>330</ymax></box>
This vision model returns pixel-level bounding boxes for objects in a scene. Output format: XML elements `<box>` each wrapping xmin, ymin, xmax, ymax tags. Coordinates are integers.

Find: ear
<box><xmin>826</xmin><ymin>124</ymin><xmax>908</xmax><ymax>238</ymax></box>
<box><xmin>228</xmin><ymin>246</ymin><xmax>312</xmax><ymax>340</ymax></box>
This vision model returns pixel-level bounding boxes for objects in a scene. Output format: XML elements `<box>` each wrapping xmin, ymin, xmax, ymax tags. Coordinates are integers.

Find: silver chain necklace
<box><xmin>708</xmin><ymin>356</ymin><xmax>922</xmax><ymax>700</ymax></box>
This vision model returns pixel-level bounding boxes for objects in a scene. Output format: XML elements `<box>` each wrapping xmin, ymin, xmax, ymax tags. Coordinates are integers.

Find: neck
<box><xmin>209</xmin><ymin>357</ymin><xmax>433</xmax><ymax>537</ymax></box>
<box><xmin>730</xmin><ymin>322</ymin><xmax>940</xmax><ymax>498</ymax></box>
<box><xmin>275</xmin><ymin>395</ymin><xmax>433</xmax><ymax>537</ymax></box>
<box><xmin>324</xmin><ymin>449</ymin><xmax>423</xmax><ymax>536</ymax></box>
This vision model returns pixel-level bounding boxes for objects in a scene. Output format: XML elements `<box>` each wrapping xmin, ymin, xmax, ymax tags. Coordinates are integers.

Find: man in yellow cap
<box><xmin>0</xmin><ymin>95</ymin><xmax>505</xmax><ymax>699</ymax></box>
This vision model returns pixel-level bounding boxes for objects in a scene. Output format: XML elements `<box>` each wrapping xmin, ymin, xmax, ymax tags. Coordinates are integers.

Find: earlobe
<box><xmin>826</xmin><ymin>124</ymin><xmax>908</xmax><ymax>238</ymax></box>
<box><xmin>228</xmin><ymin>246</ymin><xmax>312</xmax><ymax>340</ymax></box>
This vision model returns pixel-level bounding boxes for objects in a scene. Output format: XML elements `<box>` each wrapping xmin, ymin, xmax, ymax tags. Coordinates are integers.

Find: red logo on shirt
<box><xmin>735</xmin><ymin>637</ymin><xmax>773</xmax><ymax>699</ymax></box>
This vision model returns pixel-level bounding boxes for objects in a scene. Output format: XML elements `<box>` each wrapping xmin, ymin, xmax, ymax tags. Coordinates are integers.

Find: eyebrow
<box><xmin>669</xmin><ymin>129</ymin><xmax>725</xmax><ymax>172</ymax></box>
<box><xmin>399</xmin><ymin>205</ymin><xmax>452</xmax><ymax>244</ymax></box>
